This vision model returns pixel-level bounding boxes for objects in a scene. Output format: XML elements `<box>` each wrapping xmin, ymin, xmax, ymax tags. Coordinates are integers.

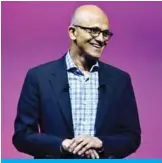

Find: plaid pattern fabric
<box><xmin>66</xmin><ymin>52</ymin><xmax>99</xmax><ymax>136</ymax></box>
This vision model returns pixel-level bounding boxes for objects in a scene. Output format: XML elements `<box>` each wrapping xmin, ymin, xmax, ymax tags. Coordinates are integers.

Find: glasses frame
<box><xmin>73</xmin><ymin>24</ymin><xmax>113</xmax><ymax>40</ymax></box>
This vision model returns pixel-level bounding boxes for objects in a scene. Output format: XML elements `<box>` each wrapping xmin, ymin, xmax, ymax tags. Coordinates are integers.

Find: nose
<box><xmin>95</xmin><ymin>32</ymin><xmax>104</xmax><ymax>42</ymax></box>
<box><xmin>95</xmin><ymin>32</ymin><xmax>107</xmax><ymax>47</ymax></box>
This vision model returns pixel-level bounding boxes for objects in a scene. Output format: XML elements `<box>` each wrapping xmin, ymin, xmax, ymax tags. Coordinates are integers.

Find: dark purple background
<box><xmin>2</xmin><ymin>2</ymin><xmax>162</xmax><ymax>158</ymax></box>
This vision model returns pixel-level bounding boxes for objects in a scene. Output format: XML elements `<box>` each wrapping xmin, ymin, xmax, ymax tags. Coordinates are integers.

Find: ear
<box><xmin>68</xmin><ymin>26</ymin><xmax>77</xmax><ymax>40</ymax></box>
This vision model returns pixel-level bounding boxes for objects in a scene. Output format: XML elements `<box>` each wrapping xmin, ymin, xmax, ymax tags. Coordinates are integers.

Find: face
<box><xmin>71</xmin><ymin>14</ymin><xmax>110</xmax><ymax>59</ymax></box>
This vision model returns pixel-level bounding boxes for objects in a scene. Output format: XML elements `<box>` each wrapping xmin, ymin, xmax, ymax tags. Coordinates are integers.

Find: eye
<box><xmin>102</xmin><ymin>30</ymin><xmax>109</xmax><ymax>37</ymax></box>
<box><xmin>90</xmin><ymin>27</ymin><xmax>100</xmax><ymax>34</ymax></box>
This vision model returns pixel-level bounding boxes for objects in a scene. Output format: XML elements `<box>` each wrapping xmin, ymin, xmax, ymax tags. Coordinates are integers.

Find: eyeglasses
<box><xmin>73</xmin><ymin>25</ymin><xmax>113</xmax><ymax>40</ymax></box>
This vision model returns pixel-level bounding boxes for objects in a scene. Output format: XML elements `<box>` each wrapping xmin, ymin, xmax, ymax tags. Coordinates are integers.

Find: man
<box><xmin>12</xmin><ymin>5</ymin><xmax>141</xmax><ymax>159</ymax></box>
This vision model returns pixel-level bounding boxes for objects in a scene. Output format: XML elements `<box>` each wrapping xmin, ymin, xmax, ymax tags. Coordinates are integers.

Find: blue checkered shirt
<box><xmin>66</xmin><ymin>52</ymin><xmax>99</xmax><ymax>136</ymax></box>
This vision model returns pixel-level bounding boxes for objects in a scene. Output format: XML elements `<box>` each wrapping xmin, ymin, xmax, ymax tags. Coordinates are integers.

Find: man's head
<box><xmin>68</xmin><ymin>5</ymin><xmax>113</xmax><ymax>60</ymax></box>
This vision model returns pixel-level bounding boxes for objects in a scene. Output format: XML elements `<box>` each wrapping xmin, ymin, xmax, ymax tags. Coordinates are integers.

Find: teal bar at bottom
<box><xmin>1</xmin><ymin>159</ymin><xmax>161</xmax><ymax>163</ymax></box>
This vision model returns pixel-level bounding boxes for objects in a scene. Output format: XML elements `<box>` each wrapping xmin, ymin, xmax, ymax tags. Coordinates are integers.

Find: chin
<box><xmin>90</xmin><ymin>52</ymin><xmax>102</xmax><ymax>58</ymax></box>
<box><xmin>85</xmin><ymin>52</ymin><xmax>101</xmax><ymax>61</ymax></box>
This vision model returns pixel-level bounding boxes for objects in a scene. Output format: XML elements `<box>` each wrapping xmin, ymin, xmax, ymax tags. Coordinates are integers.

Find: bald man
<box><xmin>13</xmin><ymin>5</ymin><xmax>141</xmax><ymax>159</ymax></box>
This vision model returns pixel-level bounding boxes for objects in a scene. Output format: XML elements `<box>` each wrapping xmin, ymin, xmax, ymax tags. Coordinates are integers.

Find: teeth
<box><xmin>92</xmin><ymin>44</ymin><xmax>100</xmax><ymax>48</ymax></box>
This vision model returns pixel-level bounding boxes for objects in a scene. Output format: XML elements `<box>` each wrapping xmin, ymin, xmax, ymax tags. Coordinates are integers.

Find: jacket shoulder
<box><xmin>27</xmin><ymin>56</ymin><xmax>65</xmax><ymax>75</ymax></box>
<box><xmin>100</xmin><ymin>61</ymin><xmax>130</xmax><ymax>80</ymax></box>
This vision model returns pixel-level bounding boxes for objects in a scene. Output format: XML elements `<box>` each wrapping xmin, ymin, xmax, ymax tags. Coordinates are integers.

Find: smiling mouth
<box><xmin>90</xmin><ymin>43</ymin><xmax>103</xmax><ymax>49</ymax></box>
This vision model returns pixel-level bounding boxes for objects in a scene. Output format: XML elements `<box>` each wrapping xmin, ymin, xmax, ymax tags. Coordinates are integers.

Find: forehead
<box><xmin>79</xmin><ymin>12</ymin><xmax>109</xmax><ymax>30</ymax></box>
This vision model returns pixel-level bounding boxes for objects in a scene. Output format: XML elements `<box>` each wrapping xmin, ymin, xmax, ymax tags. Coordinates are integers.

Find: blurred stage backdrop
<box><xmin>2</xmin><ymin>1</ymin><xmax>162</xmax><ymax>158</ymax></box>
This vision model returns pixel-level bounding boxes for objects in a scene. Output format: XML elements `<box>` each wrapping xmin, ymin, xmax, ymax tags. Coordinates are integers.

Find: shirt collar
<box><xmin>65</xmin><ymin>51</ymin><xmax>99</xmax><ymax>72</ymax></box>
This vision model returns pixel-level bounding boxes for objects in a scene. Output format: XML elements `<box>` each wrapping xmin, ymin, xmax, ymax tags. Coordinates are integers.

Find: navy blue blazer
<box><xmin>13</xmin><ymin>55</ymin><xmax>141</xmax><ymax>159</ymax></box>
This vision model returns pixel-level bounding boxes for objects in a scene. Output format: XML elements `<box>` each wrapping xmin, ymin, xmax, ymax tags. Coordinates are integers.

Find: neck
<box><xmin>69</xmin><ymin>45</ymin><xmax>97</xmax><ymax>72</ymax></box>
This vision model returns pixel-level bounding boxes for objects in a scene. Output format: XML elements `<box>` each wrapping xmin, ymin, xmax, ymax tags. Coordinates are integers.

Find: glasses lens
<box><xmin>90</xmin><ymin>27</ymin><xmax>100</xmax><ymax>36</ymax></box>
<box><xmin>102</xmin><ymin>31</ymin><xmax>108</xmax><ymax>38</ymax></box>
<box><xmin>104</xmin><ymin>31</ymin><xmax>113</xmax><ymax>39</ymax></box>
<box><xmin>73</xmin><ymin>25</ymin><xmax>113</xmax><ymax>40</ymax></box>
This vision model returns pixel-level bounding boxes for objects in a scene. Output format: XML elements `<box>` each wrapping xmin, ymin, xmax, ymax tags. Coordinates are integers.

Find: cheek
<box><xmin>77</xmin><ymin>38</ymin><xmax>91</xmax><ymax>50</ymax></box>
<box><xmin>76</xmin><ymin>37</ymin><xmax>88</xmax><ymax>48</ymax></box>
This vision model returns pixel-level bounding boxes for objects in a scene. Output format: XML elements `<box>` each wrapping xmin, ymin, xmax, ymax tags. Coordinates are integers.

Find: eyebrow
<box><xmin>89</xmin><ymin>26</ymin><xmax>109</xmax><ymax>31</ymax></box>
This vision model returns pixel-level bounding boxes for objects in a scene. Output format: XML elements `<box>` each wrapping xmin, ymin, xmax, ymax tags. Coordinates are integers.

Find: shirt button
<box><xmin>83</xmin><ymin>101</ymin><xmax>87</xmax><ymax>105</ymax></box>
<box><xmin>83</xmin><ymin>121</ymin><xmax>88</xmax><ymax>125</ymax></box>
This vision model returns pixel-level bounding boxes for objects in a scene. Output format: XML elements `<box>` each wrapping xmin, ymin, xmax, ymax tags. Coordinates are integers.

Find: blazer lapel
<box><xmin>49</xmin><ymin>56</ymin><xmax>74</xmax><ymax>135</ymax></box>
<box><xmin>95</xmin><ymin>62</ymin><xmax>115</xmax><ymax>133</ymax></box>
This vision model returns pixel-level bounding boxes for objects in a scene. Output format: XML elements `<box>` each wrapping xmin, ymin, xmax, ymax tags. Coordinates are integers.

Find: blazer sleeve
<box><xmin>12</xmin><ymin>69</ymin><xmax>63</xmax><ymax>158</ymax></box>
<box><xmin>98</xmin><ymin>75</ymin><xmax>141</xmax><ymax>158</ymax></box>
